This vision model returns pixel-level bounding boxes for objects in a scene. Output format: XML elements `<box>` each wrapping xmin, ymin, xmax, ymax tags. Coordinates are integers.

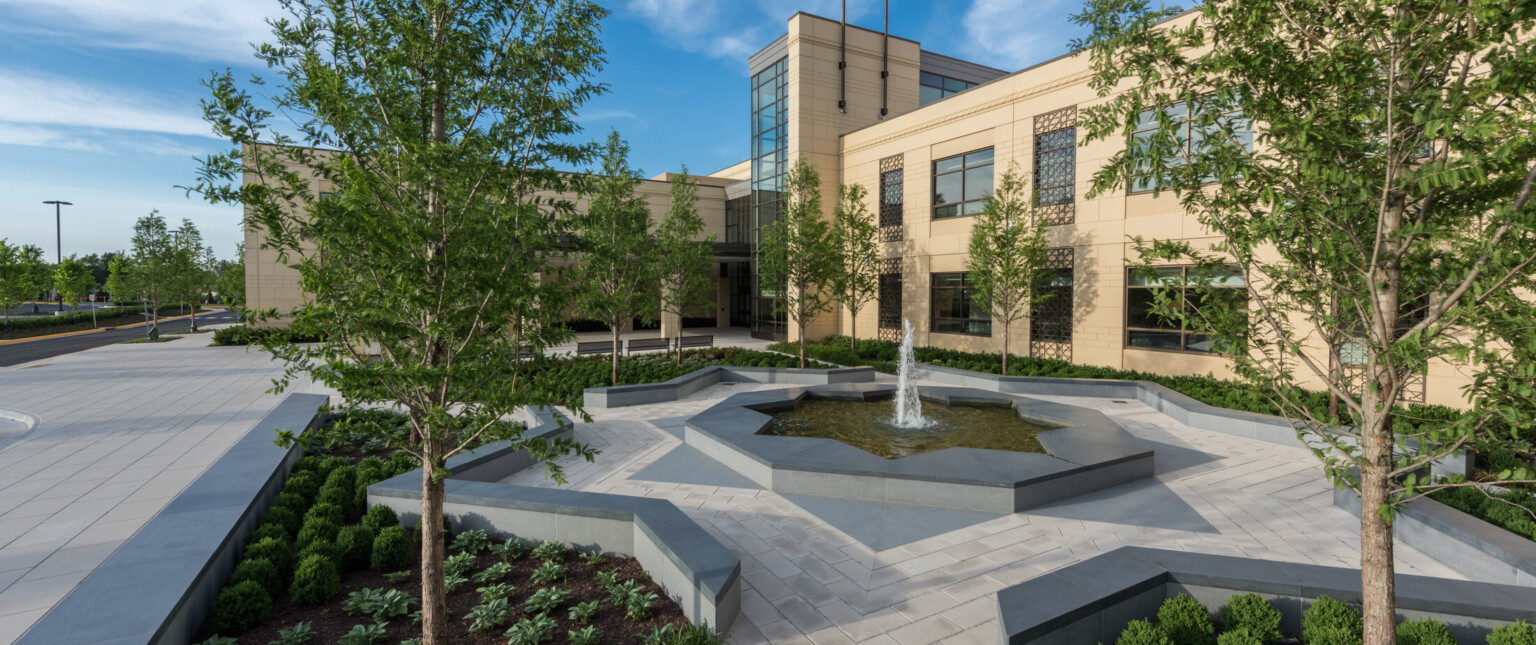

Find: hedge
<box><xmin>210</xmin><ymin>324</ymin><xmax>326</xmax><ymax>346</ymax></box>
<box><xmin>1</xmin><ymin>305</ymin><xmax>181</xmax><ymax>333</ymax></box>
<box><xmin>520</xmin><ymin>347</ymin><xmax>830</xmax><ymax>407</ymax></box>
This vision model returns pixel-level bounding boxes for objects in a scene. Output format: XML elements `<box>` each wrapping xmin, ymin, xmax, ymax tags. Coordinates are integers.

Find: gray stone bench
<box><xmin>996</xmin><ymin>546</ymin><xmax>1536</xmax><ymax>645</ymax></box>
<box><xmin>583</xmin><ymin>364</ymin><xmax>877</xmax><ymax>409</ymax></box>
<box><xmin>576</xmin><ymin>340</ymin><xmax>614</xmax><ymax>355</ymax></box>
<box><xmin>627</xmin><ymin>337</ymin><xmax>671</xmax><ymax>355</ymax></box>
<box><xmin>677</xmin><ymin>334</ymin><xmax>713</xmax><ymax>349</ymax></box>
<box><xmin>1335</xmin><ymin>488</ymin><xmax>1536</xmax><ymax>587</ymax></box>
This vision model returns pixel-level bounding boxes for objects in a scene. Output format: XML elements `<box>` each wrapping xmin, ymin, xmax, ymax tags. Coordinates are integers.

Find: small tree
<box><xmin>215</xmin><ymin>244</ymin><xmax>246</xmax><ymax>317</ymax></box>
<box><xmin>171</xmin><ymin>219</ymin><xmax>209</xmax><ymax>329</ymax></box>
<box><xmin>965</xmin><ymin>163</ymin><xmax>1052</xmax><ymax>374</ymax></box>
<box><xmin>53</xmin><ymin>256</ymin><xmax>96</xmax><ymax>324</ymax></box>
<box><xmin>104</xmin><ymin>254</ymin><xmax>137</xmax><ymax>305</ymax></box>
<box><xmin>828</xmin><ymin>182</ymin><xmax>879</xmax><ymax>351</ymax></box>
<box><xmin>654</xmin><ymin>166</ymin><xmax>717</xmax><ymax>364</ymax></box>
<box><xmin>572</xmin><ymin>131</ymin><xmax>658</xmax><ymax>384</ymax></box>
<box><xmin>130</xmin><ymin>211</ymin><xmax>175</xmax><ymax>335</ymax></box>
<box><xmin>758</xmin><ymin>157</ymin><xmax>838</xmax><ymax>368</ymax></box>
<box><xmin>1070</xmin><ymin>1</ymin><xmax>1536</xmax><ymax>642</ymax></box>
<box><xmin>0</xmin><ymin>240</ymin><xmax>46</xmax><ymax>325</ymax></box>
<box><xmin>188</xmin><ymin>4</ymin><xmax>608</xmax><ymax>641</ymax></box>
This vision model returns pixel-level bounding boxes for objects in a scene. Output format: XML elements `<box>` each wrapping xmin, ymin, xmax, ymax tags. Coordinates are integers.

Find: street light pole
<box><xmin>42</xmin><ymin>201</ymin><xmax>72</xmax><ymax>312</ymax></box>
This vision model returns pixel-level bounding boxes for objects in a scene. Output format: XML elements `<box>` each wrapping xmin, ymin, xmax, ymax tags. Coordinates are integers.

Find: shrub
<box><xmin>452</xmin><ymin>528</ymin><xmax>493</xmax><ymax>554</ymax></box>
<box><xmin>523</xmin><ymin>587</ymin><xmax>572</xmax><ymax>615</ymax></box>
<box><xmin>372</xmin><ymin>525</ymin><xmax>412</xmax><ymax>570</ymax></box>
<box><xmin>316</xmin><ymin>485</ymin><xmax>353</xmax><ymax>514</ymax></box>
<box><xmin>282</xmin><ymin>471</ymin><xmax>320</xmax><ymax>504</ymax></box>
<box><xmin>1115</xmin><ymin>619</ymin><xmax>1173</xmax><ymax>645</ymax></box>
<box><xmin>1219</xmin><ymin>594</ymin><xmax>1281</xmax><ymax>645</ymax></box>
<box><xmin>530</xmin><ymin>561</ymin><xmax>567</xmax><ymax>585</ymax></box>
<box><xmin>479</xmin><ymin>583</ymin><xmax>516</xmax><ymax>602</ymax></box>
<box><xmin>229</xmin><ymin>557</ymin><xmax>283</xmax><ymax>598</ymax></box>
<box><xmin>296</xmin><ymin>516</ymin><xmax>340</xmax><ymax>550</ymax></box>
<box><xmin>337</xmin><ymin>622</ymin><xmax>387</xmax><ymax>645</ymax></box>
<box><xmin>262</xmin><ymin>505</ymin><xmax>302</xmax><ymax>538</ymax></box>
<box><xmin>568</xmin><ymin>626</ymin><xmax>603</xmax><ymax>645</ymax></box>
<box><xmin>246</xmin><ymin>521</ymin><xmax>288</xmax><ymax>546</ymax></box>
<box><xmin>468</xmin><ymin>597</ymin><xmax>512</xmax><ymax>630</ymax></box>
<box><xmin>444</xmin><ymin>551</ymin><xmax>477</xmax><ymax>577</ymax></box>
<box><xmin>244</xmin><ymin>536</ymin><xmax>295</xmax><ymax>580</ymax></box>
<box><xmin>324</xmin><ymin>464</ymin><xmax>357</xmax><ymax>492</ymax></box>
<box><xmin>1489</xmin><ymin>621</ymin><xmax>1536</xmax><ymax>645</ymax></box>
<box><xmin>1301</xmin><ymin>596</ymin><xmax>1362</xmax><ymax>645</ymax></box>
<box><xmin>210</xmin><ymin>580</ymin><xmax>272</xmax><ymax>635</ymax></box>
<box><xmin>290</xmin><ymin>554</ymin><xmax>341</xmax><ymax>605</ymax></box>
<box><xmin>297</xmin><ymin>538</ymin><xmax>334</xmax><ymax>563</ymax></box>
<box><xmin>1157</xmin><ymin>594</ymin><xmax>1216</xmax><ymax>645</ymax></box>
<box><xmin>491</xmin><ymin>537</ymin><xmax>531</xmax><ymax>561</ymax></box>
<box><xmin>271</xmin><ymin>491</ymin><xmax>307</xmax><ymax>516</ymax></box>
<box><xmin>568</xmin><ymin>600</ymin><xmax>599</xmax><ymax>623</ymax></box>
<box><xmin>474</xmin><ymin>561</ymin><xmax>513</xmax><ymax>584</ymax></box>
<box><xmin>624</xmin><ymin>591</ymin><xmax>659</xmax><ymax>622</ymax></box>
<box><xmin>387</xmin><ymin>451</ymin><xmax>416</xmax><ymax>477</ymax></box>
<box><xmin>362</xmin><ymin>504</ymin><xmax>399</xmax><ymax>534</ymax></box>
<box><xmin>505</xmin><ymin>614</ymin><xmax>557</xmax><ymax>645</ymax></box>
<box><xmin>271</xmin><ymin>621</ymin><xmax>316</xmax><ymax>645</ymax></box>
<box><xmin>1396</xmin><ymin>618</ymin><xmax>1456</xmax><ymax>645</ymax></box>
<box><xmin>334</xmin><ymin>525</ymin><xmax>375</xmax><ymax>571</ymax></box>
<box><xmin>304</xmin><ymin>501</ymin><xmax>345</xmax><ymax>527</ymax></box>
<box><xmin>1215</xmin><ymin>627</ymin><xmax>1264</xmax><ymax>645</ymax></box>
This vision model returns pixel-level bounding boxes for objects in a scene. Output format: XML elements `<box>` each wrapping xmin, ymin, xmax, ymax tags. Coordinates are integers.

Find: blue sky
<box><xmin>0</xmin><ymin>0</ymin><xmax>1090</xmax><ymax>261</ymax></box>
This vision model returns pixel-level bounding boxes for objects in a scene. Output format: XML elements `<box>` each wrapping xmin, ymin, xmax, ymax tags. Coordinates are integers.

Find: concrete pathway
<box><xmin>500</xmin><ymin>381</ymin><xmax>1465</xmax><ymax>645</ymax></box>
<box><xmin>0</xmin><ymin>335</ymin><xmax>324</xmax><ymax>644</ymax></box>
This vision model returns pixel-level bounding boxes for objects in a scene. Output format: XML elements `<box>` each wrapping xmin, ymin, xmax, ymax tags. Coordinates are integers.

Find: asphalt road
<box><xmin>0</xmin><ymin>311</ymin><xmax>237</xmax><ymax>367</ymax></box>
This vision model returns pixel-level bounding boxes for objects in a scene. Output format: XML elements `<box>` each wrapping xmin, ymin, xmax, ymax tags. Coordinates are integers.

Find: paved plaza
<box><xmin>0</xmin><ymin>338</ymin><xmax>324</xmax><ymax>644</ymax></box>
<box><xmin>500</xmin><ymin>380</ymin><xmax>1463</xmax><ymax>645</ymax></box>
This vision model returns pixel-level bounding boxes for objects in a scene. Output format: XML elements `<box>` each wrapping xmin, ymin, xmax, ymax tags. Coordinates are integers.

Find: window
<box><xmin>931</xmin><ymin>272</ymin><xmax>990</xmax><ymax>335</ymax></box>
<box><xmin>880</xmin><ymin>169</ymin><xmax>903</xmax><ymax>228</ymax></box>
<box><xmin>1030</xmin><ymin>248</ymin><xmax>1074</xmax><ymax>361</ymax></box>
<box><xmin>1129</xmin><ymin>98</ymin><xmax>1253</xmax><ymax>193</ymax></box>
<box><xmin>878</xmin><ymin>271</ymin><xmax>903</xmax><ymax>341</ymax></box>
<box><xmin>919</xmin><ymin>72</ymin><xmax>977</xmax><ymax>106</ymax></box>
<box><xmin>1034</xmin><ymin>129</ymin><xmax>1075</xmax><ymax>207</ymax></box>
<box><xmin>933</xmin><ymin>148</ymin><xmax>993</xmax><ymax>220</ymax></box>
<box><xmin>750</xmin><ymin>57</ymin><xmax>789</xmax><ymax>340</ymax></box>
<box><xmin>1126</xmin><ymin>266</ymin><xmax>1247</xmax><ymax>353</ymax></box>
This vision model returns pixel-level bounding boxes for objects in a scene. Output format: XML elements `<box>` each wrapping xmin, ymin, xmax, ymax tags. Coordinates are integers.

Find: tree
<box><xmin>187</xmin><ymin>2</ymin><xmax>606</xmax><ymax>642</ymax></box>
<box><xmin>1070</xmin><ymin>1</ymin><xmax>1536</xmax><ymax>641</ymax></box>
<box><xmin>572</xmin><ymin>131</ymin><xmax>658</xmax><ymax>383</ymax></box>
<box><xmin>0</xmin><ymin>240</ymin><xmax>46</xmax><ymax>325</ymax></box>
<box><xmin>104</xmin><ymin>254</ymin><xmax>137</xmax><ymax>304</ymax></box>
<box><xmin>215</xmin><ymin>244</ymin><xmax>246</xmax><ymax>316</ymax></box>
<box><xmin>828</xmin><ymin>182</ymin><xmax>879</xmax><ymax>351</ymax></box>
<box><xmin>654</xmin><ymin>166</ymin><xmax>716</xmax><ymax>364</ymax></box>
<box><xmin>130</xmin><ymin>211</ymin><xmax>175</xmax><ymax>335</ymax></box>
<box><xmin>171</xmin><ymin>219</ymin><xmax>209</xmax><ymax>330</ymax></box>
<box><xmin>53</xmin><ymin>256</ymin><xmax>96</xmax><ymax>323</ymax></box>
<box><xmin>80</xmin><ymin>252</ymin><xmax>121</xmax><ymax>287</ymax></box>
<box><xmin>965</xmin><ymin>163</ymin><xmax>1052</xmax><ymax>375</ymax></box>
<box><xmin>758</xmin><ymin>157</ymin><xmax>838</xmax><ymax>368</ymax></box>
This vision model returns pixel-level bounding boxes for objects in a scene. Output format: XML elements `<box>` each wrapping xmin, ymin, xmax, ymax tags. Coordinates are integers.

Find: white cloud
<box><xmin>959</xmin><ymin>0</ymin><xmax>1073</xmax><ymax>71</ymax></box>
<box><xmin>577</xmin><ymin>109</ymin><xmax>647</xmax><ymax>126</ymax></box>
<box><xmin>624</xmin><ymin>0</ymin><xmax>764</xmax><ymax>61</ymax></box>
<box><xmin>0</xmin><ymin>70</ymin><xmax>213</xmax><ymax>138</ymax></box>
<box><xmin>0</xmin><ymin>0</ymin><xmax>276</xmax><ymax>62</ymax></box>
<box><xmin>0</xmin><ymin>123</ymin><xmax>105</xmax><ymax>153</ymax></box>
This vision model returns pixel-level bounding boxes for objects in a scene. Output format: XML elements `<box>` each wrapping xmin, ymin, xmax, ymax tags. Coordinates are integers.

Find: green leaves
<box><xmin>757</xmin><ymin>157</ymin><xmax>839</xmax><ymax>367</ymax></box>
<box><xmin>965</xmin><ymin>162</ymin><xmax>1053</xmax><ymax>372</ymax></box>
<box><xmin>829</xmin><ymin>182</ymin><xmax>880</xmax><ymax>347</ymax></box>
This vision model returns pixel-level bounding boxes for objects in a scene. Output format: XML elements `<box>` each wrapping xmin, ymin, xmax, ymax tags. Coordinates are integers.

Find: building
<box><xmin>246</xmin><ymin>9</ymin><xmax>1471</xmax><ymax>409</ymax></box>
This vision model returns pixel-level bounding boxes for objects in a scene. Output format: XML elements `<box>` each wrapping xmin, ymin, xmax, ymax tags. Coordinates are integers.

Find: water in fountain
<box><xmin>892</xmin><ymin>318</ymin><xmax>932</xmax><ymax>429</ymax></box>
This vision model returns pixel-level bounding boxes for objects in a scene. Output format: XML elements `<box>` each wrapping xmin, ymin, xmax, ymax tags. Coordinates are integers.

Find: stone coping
<box><xmin>913</xmin><ymin>364</ymin><xmax>1473</xmax><ymax>479</ymax></box>
<box><xmin>583</xmin><ymin>364</ymin><xmax>876</xmax><ymax>409</ymax></box>
<box><xmin>683</xmin><ymin>382</ymin><xmax>1154</xmax><ymax>513</ymax></box>
<box><xmin>0</xmin><ymin>406</ymin><xmax>38</xmax><ymax>447</ymax></box>
<box><xmin>18</xmin><ymin>393</ymin><xmax>329</xmax><ymax>645</ymax></box>
<box><xmin>1334</xmin><ymin>488</ymin><xmax>1536</xmax><ymax>587</ymax></box>
<box><xmin>996</xmin><ymin>546</ymin><xmax>1536</xmax><ymax>645</ymax></box>
<box><xmin>367</xmin><ymin>407</ymin><xmax>741</xmax><ymax>630</ymax></box>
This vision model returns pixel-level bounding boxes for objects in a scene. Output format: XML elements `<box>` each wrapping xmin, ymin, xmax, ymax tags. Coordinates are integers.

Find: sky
<box><xmin>0</xmin><ymin>0</ymin><xmax>1093</xmax><ymax>261</ymax></box>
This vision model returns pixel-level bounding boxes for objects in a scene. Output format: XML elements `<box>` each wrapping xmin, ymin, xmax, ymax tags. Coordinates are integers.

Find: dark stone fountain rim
<box><xmin>684</xmin><ymin>382</ymin><xmax>1152</xmax><ymax>490</ymax></box>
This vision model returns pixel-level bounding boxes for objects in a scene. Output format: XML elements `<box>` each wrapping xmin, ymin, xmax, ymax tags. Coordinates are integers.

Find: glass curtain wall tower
<box><xmin>750</xmin><ymin>57</ymin><xmax>789</xmax><ymax>340</ymax></box>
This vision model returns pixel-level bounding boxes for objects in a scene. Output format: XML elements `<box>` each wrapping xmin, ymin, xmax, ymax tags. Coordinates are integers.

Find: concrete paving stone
<box><xmin>0</xmin><ymin>610</ymin><xmax>45</xmax><ymax>645</ymax></box>
<box><xmin>17</xmin><ymin>540</ymin><xmax>124</xmax><ymax>582</ymax></box>
<box><xmin>0</xmin><ymin>569</ymin><xmax>89</xmax><ymax>617</ymax></box>
<box><xmin>773</xmin><ymin>594</ymin><xmax>835</xmax><ymax>633</ymax></box>
<box><xmin>887</xmin><ymin>614</ymin><xmax>962</xmax><ymax>645</ymax></box>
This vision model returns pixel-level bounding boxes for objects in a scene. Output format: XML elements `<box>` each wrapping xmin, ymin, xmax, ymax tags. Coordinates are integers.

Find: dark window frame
<box><xmin>1033</xmin><ymin>128</ymin><xmax>1075</xmax><ymax>208</ymax></box>
<box><xmin>919</xmin><ymin>72</ymin><xmax>978</xmax><ymax>106</ymax></box>
<box><xmin>932</xmin><ymin>148</ymin><xmax>994</xmax><ymax>221</ymax></box>
<box><xmin>930</xmin><ymin>272</ymin><xmax>991</xmax><ymax>336</ymax></box>
<box><xmin>1124</xmin><ymin>266</ymin><xmax>1247</xmax><ymax>354</ymax></box>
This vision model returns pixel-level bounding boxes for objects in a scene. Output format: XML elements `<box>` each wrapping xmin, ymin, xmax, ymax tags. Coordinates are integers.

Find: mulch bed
<box><xmin>197</xmin><ymin>545</ymin><xmax>690</xmax><ymax>644</ymax></box>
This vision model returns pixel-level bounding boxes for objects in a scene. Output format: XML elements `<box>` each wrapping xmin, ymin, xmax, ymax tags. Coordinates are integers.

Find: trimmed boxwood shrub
<box><xmin>304</xmin><ymin>502</ymin><xmax>345</xmax><ymax>528</ymax></box>
<box><xmin>1396</xmin><ymin>618</ymin><xmax>1456</xmax><ymax>645</ymax></box>
<box><xmin>229</xmin><ymin>557</ymin><xmax>283</xmax><ymax>598</ymax></box>
<box><xmin>262</xmin><ymin>505</ymin><xmax>301</xmax><ymax>538</ymax></box>
<box><xmin>318</xmin><ymin>456</ymin><xmax>349</xmax><ymax>481</ymax></box>
<box><xmin>296</xmin><ymin>516</ymin><xmax>341</xmax><ymax>550</ymax></box>
<box><xmin>282</xmin><ymin>471</ymin><xmax>320</xmax><ymax>504</ymax></box>
<box><xmin>1157</xmin><ymin>594</ymin><xmax>1216</xmax><ymax>645</ymax></box>
<box><xmin>1219</xmin><ymin>595</ymin><xmax>1281</xmax><ymax>645</ymax></box>
<box><xmin>363</xmin><ymin>504</ymin><xmax>400</xmax><ymax>535</ymax></box>
<box><xmin>1214</xmin><ymin>627</ymin><xmax>1264</xmax><ymax>645</ymax></box>
<box><xmin>299</xmin><ymin>537</ymin><xmax>335</xmax><ymax>563</ymax></box>
<box><xmin>1115</xmin><ymin>619</ymin><xmax>1173</xmax><ymax>645</ymax></box>
<box><xmin>289</xmin><ymin>553</ymin><xmax>341</xmax><ymax>605</ymax></box>
<box><xmin>1301</xmin><ymin>596</ymin><xmax>1361</xmax><ymax>645</ymax></box>
<box><xmin>210</xmin><ymin>580</ymin><xmax>271</xmax><ymax>635</ymax></box>
<box><xmin>324</xmin><ymin>464</ymin><xmax>357</xmax><ymax>491</ymax></box>
<box><xmin>335</xmin><ymin>525</ymin><xmax>375</xmax><ymax>571</ymax></box>
<box><xmin>244</xmin><ymin>536</ymin><xmax>295</xmax><ymax>580</ymax></box>
<box><xmin>1489</xmin><ymin>621</ymin><xmax>1536</xmax><ymax>645</ymax></box>
<box><xmin>246</xmin><ymin>522</ymin><xmax>288</xmax><ymax>546</ymax></box>
<box><xmin>372</xmin><ymin>525</ymin><xmax>412</xmax><ymax>571</ymax></box>
<box><xmin>211</xmin><ymin>324</ymin><xmax>326</xmax><ymax>346</ymax></box>
<box><xmin>316</xmin><ymin>485</ymin><xmax>353</xmax><ymax>514</ymax></box>
<box><xmin>271</xmin><ymin>491</ymin><xmax>307</xmax><ymax>516</ymax></box>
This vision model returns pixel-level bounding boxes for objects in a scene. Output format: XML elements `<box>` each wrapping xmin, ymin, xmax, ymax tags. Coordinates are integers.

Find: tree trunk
<box><xmin>419</xmin><ymin>452</ymin><xmax>447</xmax><ymax>644</ymax></box>
<box><xmin>849</xmin><ymin>308</ymin><xmax>856</xmax><ymax>351</ymax></box>
<box><xmin>611</xmin><ymin>326</ymin><xmax>621</xmax><ymax>385</ymax></box>
<box><xmin>1001</xmin><ymin>322</ymin><xmax>1010</xmax><ymax>374</ymax></box>
<box><xmin>1359</xmin><ymin>412</ymin><xmax>1397</xmax><ymax>645</ymax></box>
<box><xmin>798</xmin><ymin>319</ymin><xmax>806</xmax><ymax>369</ymax></box>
